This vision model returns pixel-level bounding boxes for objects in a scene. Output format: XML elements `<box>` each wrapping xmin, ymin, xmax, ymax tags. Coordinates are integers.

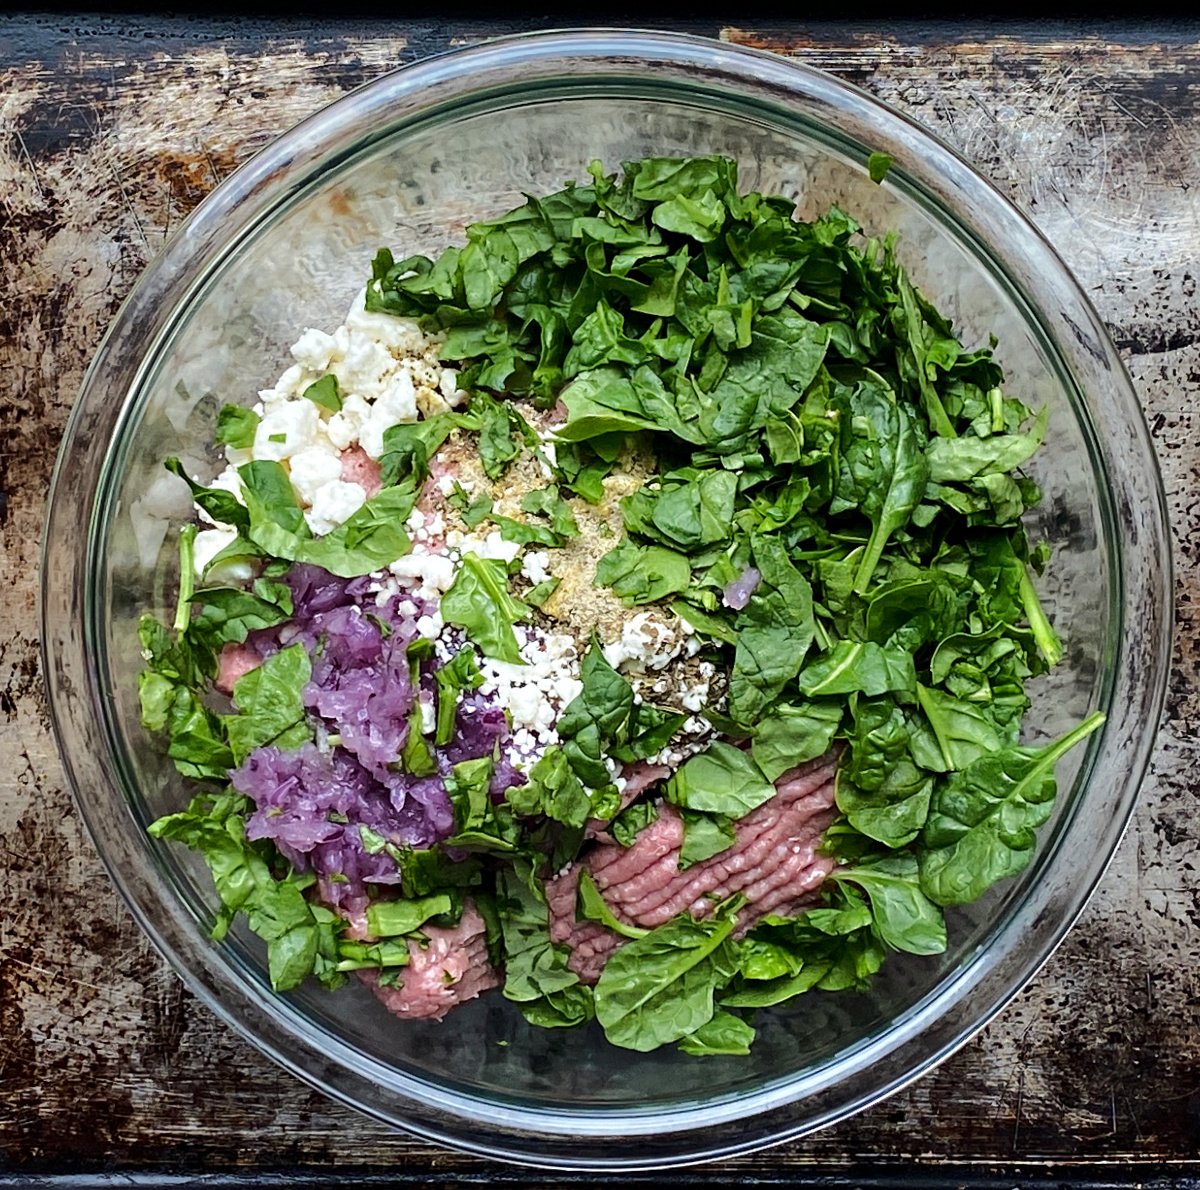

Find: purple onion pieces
<box><xmin>234</xmin><ymin>743</ymin><xmax>409</xmax><ymax>913</ymax></box>
<box><xmin>722</xmin><ymin>566</ymin><xmax>761</xmax><ymax>610</ymax></box>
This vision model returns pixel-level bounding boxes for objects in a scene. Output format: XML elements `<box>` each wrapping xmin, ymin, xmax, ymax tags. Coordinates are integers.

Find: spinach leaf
<box><xmin>926</xmin><ymin>407</ymin><xmax>1047</xmax><ymax>482</ymax></box>
<box><xmin>677</xmin><ymin>1010</ymin><xmax>755</xmax><ymax>1056</ymax></box>
<box><xmin>610</xmin><ymin>799</ymin><xmax>660</xmax><ymax>848</ymax></box>
<box><xmin>836</xmin><ymin>757</ymin><xmax>932</xmax><ymax>848</ymax></box>
<box><xmin>215</xmin><ymin>404</ymin><xmax>260</xmax><ymax>449</ymax></box>
<box><xmin>238</xmin><ymin>459</ymin><xmax>417</xmax><ymax>577</ymax></box>
<box><xmin>867</xmin><ymin>152</ymin><xmax>893</xmax><ymax>184</ymax></box>
<box><xmin>240</xmin><ymin>459</ymin><xmax>309</xmax><ymax>539</ymax></box>
<box><xmin>378</xmin><ymin>413</ymin><xmax>466</xmax><ymax>486</ymax></box>
<box><xmin>750</xmin><ymin>701</ymin><xmax>843</xmax><ymax>781</ymax></box>
<box><xmin>472</xmin><ymin>391</ymin><xmax>529</xmax><ymax>479</ymax></box>
<box><xmin>302</xmin><ymin>373</ymin><xmax>342</xmax><ymax>413</ymax></box>
<box><xmin>671</xmin><ymin>600</ymin><xmax>738</xmax><ymax>645</ymax></box>
<box><xmin>726</xmin><ymin>888</ymin><xmax>886</xmax><ymax>1002</ymax></box>
<box><xmin>525</xmin><ymin>577</ymin><xmax>561</xmax><ymax>607</ymax></box>
<box><xmin>706</xmin><ymin>312</ymin><xmax>829</xmax><ymax>440</ymax></box>
<box><xmin>841</xmin><ymin>696</ymin><xmax>910</xmax><ymax>792</ymax></box>
<box><xmin>165</xmin><ymin>687</ymin><xmax>235</xmax><ymax>780</ymax></box>
<box><xmin>797</xmin><ymin>640</ymin><xmax>916</xmax><ymax>699</ymax></box>
<box><xmin>296</xmin><ymin>485</ymin><xmax>417</xmax><ymax>577</ymax></box>
<box><xmin>896</xmin><ymin>268</ymin><xmax>956</xmax><ymax>439</ymax></box>
<box><xmin>222</xmin><ymin>643</ymin><xmax>312</xmax><ymax>765</ymax></box>
<box><xmin>608</xmin><ymin>702</ymin><xmax>687</xmax><ymax>765</ymax></box>
<box><xmin>441</xmin><ymin>553</ymin><xmax>530</xmax><ymax>665</ymax></box>
<box><xmin>558</xmin><ymin>642</ymin><xmax>634</xmax><ymax>789</ymax></box>
<box><xmin>506</xmin><ymin>746</ymin><xmax>593</xmax><ymax>829</ymax></box>
<box><xmin>919</xmin><ymin>712</ymin><xmax>1104</xmax><ymax>905</ymax></box>
<box><xmin>434</xmin><ymin>647</ymin><xmax>484</xmax><ymax>746</ymax></box>
<box><xmin>520</xmin><ymin>484</ymin><xmax>580</xmax><ymax>539</ymax></box>
<box><xmin>627</xmin><ymin>469</ymin><xmax>738</xmax><ymax>551</ymax></box>
<box><xmin>664</xmin><ymin>741</ymin><xmax>775</xmax><ymax>818</ymax></box>
<box><xmin>728</xmin><ymin>535</ymin><xmax>815</xmax><ymax>724</ymax></box>
<box><xmin>593</xmin><ymin>906</ymin><xmax>739</xmax><ymax>1052</ymax></box>
<box><xmin>444</xmin><ymin>757</ymin><xmax>518</xmax><ymax>851</ymax></box>
<box><xmin>497</xmin><ymin>862</ymin><xmax>593</xmax><ymax>1026</ymax></box>
<box><xmin>165</xmin><ymin>457</ymin><xmax>249</xmax><ymax>532</ymax></box>
<box><xmin>577</xmin><ymin>869</ymin><xmax>647</xmax><ymax>940</ymax></box>
<box><xmin>400</xmin><ymin>699</ymin><xmax>437</xmax><ymax>777</ymax></box>
<box><xmin>594</xmin><ymin>538</ymin><xmax>692</xmax><ymax>604</ymax></box>
<box><xmin>186</xmin><ymin>586</ymin><xmax>291</xmax><ymax>657</ymax></box>
<box><xmin>651</xmin><ymin>188</ymin><xmax>727</xmax><ymax>242</ymax></box>
<box><xmin>831</xmin><ymin>854</ymin><xmax>947</xmax><ymax>955</ymax></box>
<box><xmin>148</xmin><ymin>791</ymin><xmax>336</xmax><ymax>991</ymax></box>
<box><xmin>841</xmin><ymin>381</ymin><xmax>929</xmax><ymax>594</ymax></box>
<box><xmin>678</xmin><ymin>809</ymin><xmax>736</xmax><ymax>868</ymax></box>
<box><xmin>556</xmin><ymin>367</ymin><xmax>660</xmax><ymax>440</ymax></box>
<box><xmin>914</xmin><ymin>683</ymin><xmax>1004</xmax><ymax>771</ymax></box>
<box><xmin>365</xmin><ymin>894</ymin><xmax>455</xmax><ymax>938</ymax></box>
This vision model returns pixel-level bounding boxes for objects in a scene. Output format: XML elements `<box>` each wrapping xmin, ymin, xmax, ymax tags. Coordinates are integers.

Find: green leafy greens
<box><xmin>140</xmin><ymin>154</ymin><xmax>1102</xmax><ymax>1059</ymax></box>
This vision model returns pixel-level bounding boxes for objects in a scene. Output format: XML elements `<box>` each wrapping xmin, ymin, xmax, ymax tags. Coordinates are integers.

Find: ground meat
<box><xmin>214</xmin><ymin>642</ymin><xmax>261</xmax><ymax>694</ymax></box>
<box><xmin>546</xmin><ymin>752</ymin><xmax>840</xmax><ymax>984</ymax></box>
<box><xmin>585</xmin><ymin>761</ymin><xmax>673</xmax><ymax>842</ymax></box>
<box><xmin>340</xmin><ymin>445</ymin><xmax>382</xmax><ymax>496</ymax></box>
<box><xmin>359</xmin><ymin>901</ymin><xmax>500</xmax><ymax>1021</ymax></box>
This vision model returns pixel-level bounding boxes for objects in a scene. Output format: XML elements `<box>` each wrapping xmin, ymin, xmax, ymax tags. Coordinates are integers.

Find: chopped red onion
<box><xmin>722</xmin><ymin>567</ymin><xmax>761</xmax><ymax>610</ymax></box>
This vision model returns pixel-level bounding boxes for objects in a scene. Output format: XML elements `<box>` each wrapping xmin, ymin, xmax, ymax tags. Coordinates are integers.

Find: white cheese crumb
<box><xmin>192</xmin><ymin>526</ymin><xmax>248</xmax><ymax>581</ymax></box>
<box><xmin>418</xmin><ymin>696</ymin><xmax>437</xmax><ymax>736</ymax></box>
<box><xmin>305</xmin><ymin>481</ymin><xmax>367</xmax><ymax>535</ymax></box>
<box><xmin>520</xmin><ymin>550</ymin><xmax>551</xmax><ymax>586</ymax></box>
<box><xmin>288</xmin><ymin>444</ymin><xmax>344</xmax><ymax>506</ymax></box>
<box><xmin>475</xmin><ymin>627</ymin><xmax>581</xmax><ymax>768</ymax></box>
<box><xmin>389</xmin><ymin>552</ymin><xmax>457</xmax><ymax>594</ymax></box>
<box><xmin>290</xmin><ymin>327</ymin><xmax>339</xmax><ymax>373</ymax></box>
<box><xmin>602</xmin><ymin>611</ymin><xmax>683</xmax><ymax>673</ymax></box>
<box><xmin>254</xmin><ymin>400</ymin><xmax>323</xmax><ymax>462</ymax></box>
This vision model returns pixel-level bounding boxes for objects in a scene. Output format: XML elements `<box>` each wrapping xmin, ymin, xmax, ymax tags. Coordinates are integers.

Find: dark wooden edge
<box><xmin>2</xmin><ymin>1167</ymin><xmax>1200</xmax><ymax>1188</ymax></box>
<box><xmin>5</xmin><ymin>3</ymin><xmax>1199</xmax><ymax>23</ymax></box>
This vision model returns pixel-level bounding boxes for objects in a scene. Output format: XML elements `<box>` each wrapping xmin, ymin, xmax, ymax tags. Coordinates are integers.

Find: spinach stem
<box><xmin>1038</xmin><ymin>709</ymin><xmax>1106</xmax><ymax>769</ymax></box>
<box><xmin>1018</xmin><ymin>565</ymin><xmax>1064</xmax><ymax>667</ymax></box>
<box><xmin>173</xmin><ymin>524</ymin><xmax>197</xmax><ymax>633</ymax></box>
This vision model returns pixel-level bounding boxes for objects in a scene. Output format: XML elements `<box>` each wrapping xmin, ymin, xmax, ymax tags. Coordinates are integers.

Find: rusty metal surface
<box><xmin>1</xmin><ymin>12</ymin><xmax>1198</xmax><ymax>1182</ymax></box>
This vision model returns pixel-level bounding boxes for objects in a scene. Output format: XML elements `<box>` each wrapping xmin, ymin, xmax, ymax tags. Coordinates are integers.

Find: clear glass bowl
<box><xmin>41</xmin><ymin>28</ymin><xmax>1172</xmax><ymax>1170</ymax></box>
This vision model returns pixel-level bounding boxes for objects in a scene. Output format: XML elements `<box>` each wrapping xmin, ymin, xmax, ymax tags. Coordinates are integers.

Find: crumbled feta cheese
<box><xmin>254</xmin><ymin>400</ymin><xmax>323</xmax><ymax>462</ymax></box>
<box><xmin>520</xmin><ymin>550</ymin><xmax>551</xmax><ymax>586</ymax></box>
<box><xmin>288</xmin><ymin>444</ymin><xmax>344</xmax><ymax>506</ymax></box>
<box><xmin>343</xmin><ymin>289</ymin><xmax>430</xmax><ymax>354</ymax></box>
<box><xmin>258</xmin><ymin>363</ymin><xmax>308</xmax><ymax>406</ymax></box>
<box><xmin>416</xmin><ymin>613</ymin><xmax>443</xmax><ymax>640</ymax></box>
<box><xmin>418</xmin><ymin>696</ymin><xmax>437</xmax><ymax>736</ymax></box>
<box><xmin>223</xmin><ymin>444</ymin><xmax>254</xmax><ymax>469</ymax></box>
<box><xmin>415</xmin><ymin>384</ymin><xmax>452</xmax><ymax>418</ymax></box>
<box><xmin>331</xmin><ymin>328</ymin><xmax>396</xmax><ymax>401</ymax></box>
<box><xmin>306</xmin><ymin>480</ymin><xmax>367</xmax><ymax>535</ymax></box>
<box><xmin>475</xmin><ymin>627</ymin><xmax>581</xmax><ymax>768</ymax></box>
<box><xmin>439</xmin><ymin>368</ymin><xmax>461</xmax><ymax>406</ymax></box>
<box><xmin>323</xmin><ymin>393</ymin><xmax>372</xmax><ymax>452</ymax></box>
<box><xmin>193</xmin><ymin>526</ymin><xmax>244</xmax><ymax>580</ymax></box>
<box><xmin>478</xmin><ymin>531</ymin><xmax>521</xmax><ymax>564</ymax></box>
<box><xmin>389</xmin><ymin>552</ymin><xmax>457</xmax><ymax>594</ymax></box>
<box><xmin>290</xmin><ymin>327</ymin><xmax>339</xmax><ymax>373</ymax></box>
<box><xmin>603</xmin><ymin>612</ymin><xmax>683</xmax><ymax>673</ymax></box>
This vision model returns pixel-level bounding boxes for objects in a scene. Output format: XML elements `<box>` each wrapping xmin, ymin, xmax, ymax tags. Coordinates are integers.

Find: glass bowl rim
<box><xmin>40</xmin><ymin>26</ymin><xmax>1173</xmax><ymax>1171</ymax></box>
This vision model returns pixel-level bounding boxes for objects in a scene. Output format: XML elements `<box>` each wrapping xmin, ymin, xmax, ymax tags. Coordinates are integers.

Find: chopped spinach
<box><xmin>141</xmin><ymin>153</ymin><xmax>1101</xmax><ymax>1058</ymax></box>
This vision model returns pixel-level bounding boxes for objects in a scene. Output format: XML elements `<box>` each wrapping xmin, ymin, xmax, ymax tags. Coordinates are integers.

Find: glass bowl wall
<box><xmin>41</xmin><ymin>29</ymin><xmax>1171</xmax><ymax>1170</ymax></box>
